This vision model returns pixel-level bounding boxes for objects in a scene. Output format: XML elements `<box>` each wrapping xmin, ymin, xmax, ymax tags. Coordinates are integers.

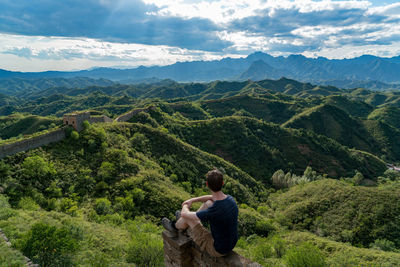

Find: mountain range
<box><xmin>1</xmin><ymin>52</ymin><xmax>400</xmax><ymax>90</ymax></box>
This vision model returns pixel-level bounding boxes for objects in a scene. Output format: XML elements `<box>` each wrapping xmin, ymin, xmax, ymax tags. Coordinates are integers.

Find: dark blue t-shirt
<box><xmin>196</xmin><ymin>195</ymin><xmax>238</xmax><ymax>255</ymax></box>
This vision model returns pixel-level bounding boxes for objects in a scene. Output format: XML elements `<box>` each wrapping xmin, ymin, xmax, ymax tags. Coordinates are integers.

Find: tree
<box><xmin>303</xmin><ymin>166</ymin><xmax>318</xmax><ymax>181</ymax></box>
<box><xmin>97</xmin><ymin>161</ymin><xmax>117</xmax><ymax>184</ymax></box>
<box><xmin>70</xmin><ymin>131</ymin><xmax>79</xmax><ymax>140</ymax></box>
<box><xmin>0</xmin><ymin>161</ymin><xmax>10</xmax><ymax>183</ymax></box>
<box><xmin>370</xmin><ymin>239</ymin><xmax>397</xmax><ymax>252</ymax></box>
<box><xmin>20</xmin><ymin>223</ymin><xmax>78</xmax><ymax>267</ymax></box>
<box><xmin>272</xmin><ymin>169</ymin><xmax>286</xmax><ymax>189</ymax></box>
<box><xmin>94</xmin><ymin>198</ymin><xmax>113</xmax><ymax>215</ymax></box>
<box><xmin>353</xmin><ymin>171</ymin><xmax>364</xmax><ymax>185</ymax></box>
<box><xmin>82</xmin><ymin>120</ymin><xmax>90</xmax><ymax>131</ymax></box>
<box><xmin>21</xmin><ymin>156</ymin><xmax>56</xmax><ymax>190</ymax></box>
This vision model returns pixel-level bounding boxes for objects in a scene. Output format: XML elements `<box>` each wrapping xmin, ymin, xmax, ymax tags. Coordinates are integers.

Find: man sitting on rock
<box><xmin>162</xmin><ymin>169</ymin><xmax>239</xmax><ymax>257</ymax></box>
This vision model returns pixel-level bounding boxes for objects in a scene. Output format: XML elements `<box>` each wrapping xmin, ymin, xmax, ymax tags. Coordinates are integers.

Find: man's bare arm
<box><xmin>181</xmin><ymin>204</ymin><xmax>199</xmax><ymax>221</ymax></box>
<box><xmin>182</xmin><ymin>195</ymin><xmax>213</xmax><ymax>207</ymax></box>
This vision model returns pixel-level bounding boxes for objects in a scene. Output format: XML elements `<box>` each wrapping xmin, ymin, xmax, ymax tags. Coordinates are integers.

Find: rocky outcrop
<box><xmin>162</xmin><ymin>231</ymin><xmax>261</xmax><ymax>267</ymax></box>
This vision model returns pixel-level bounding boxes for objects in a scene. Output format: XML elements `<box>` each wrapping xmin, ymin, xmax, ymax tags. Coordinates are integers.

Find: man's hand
<box><xmin>182</xmin><ymin>199</ymin><xmax>193</xmax><ymax>208</ymax></box>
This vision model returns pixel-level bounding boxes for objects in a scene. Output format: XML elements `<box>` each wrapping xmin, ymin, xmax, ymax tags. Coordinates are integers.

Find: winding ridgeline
<box><xmin>1</xmin><ymin>77</ymin><xmax>400</xmax><ymax>266</ymax></box>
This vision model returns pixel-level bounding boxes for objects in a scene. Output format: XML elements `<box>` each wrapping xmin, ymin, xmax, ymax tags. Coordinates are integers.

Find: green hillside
<box><xmin>0</xmin><ymin>92</ymin><xmax>136</xmax><ymax>117</ymax></box>
<box><xmin>200</xmin><ymin>95</ymin><xmax>307</xmax><ymax>124</ymax></box>
<box><xmin>0</xmin><ymin>121</ymin><xmax>273</xmax><ymax>265</ymax></box>
<box><xmin>283</xmin><ymin>104</ymin><xmax>379</xmax><ymax>154</ymax></box>
<box><xmin>129</xmin><ymin>109</ymin><xmax>386</xmax><ymax>180</ymax></box>
<box><xmin>0</xmin><ymin>120</ymin><xmax>398</xmax><ymax>266</ymax></box>
<box><xmin>270</xmin><ymin>179</ymin><xmax>400</xmax><ymax>248</ymax></box>
<box><xmin>361</xmin><ymin>119</ymin><xmax>400</xmax><ymax>161</ymax></box>
<box><xmin>283</xmin><ymin>104</ymin><xmax>400</xmax><ymax>161</ymax></box>
<box><xmin>0</xmin><ymin>114</ymin><xmax>61</xmax><ymax>140</ymax></box>
<box><xmin>2</xmin><ymin>76</ymin><xmax>400</xmax><ymax>266</ymax></box>
<box><xmin>0</xmin><ymin>77</ymin><xmax>115</xmax><ymax>96</ymax></box>
<box><xmin>368</xmin><ymin>106</ymin><xmax>400</xmax><ymax>129</ymax></box>
<box><xmin>5</xmin><ymin>77</ymin><xmax>400</xmax><ymax>121</ymax></box>
<box><xmin>323</xmin><ymin>95</ymin><xmax>373</xmax><ymax>118</ymax></box>
<box><xmin>0</xmin><ymin>93</ymin><xmax>19</xmax><ymax>106</ymax></box>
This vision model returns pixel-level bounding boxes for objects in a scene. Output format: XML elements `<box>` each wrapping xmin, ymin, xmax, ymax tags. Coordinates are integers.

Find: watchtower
<box><xmin>63</xmin><ymin>111</ymin><xmax>90</xmax><ymax>131</ymax></box>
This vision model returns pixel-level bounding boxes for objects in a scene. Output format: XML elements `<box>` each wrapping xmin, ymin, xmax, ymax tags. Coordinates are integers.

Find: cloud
<box><xmin>0</xmin><ymin>0</ymin><xmax>231</xmax><ymax>51</ymax></box>
<box><xmin>1</xmin><ymin>0</ymin><xmax>400</xmax><ymax>71</ymax></box>
<box><xmin>221</xmin><ymin>1</ymin><xmax>400</xmax><ymax>55</ymax></box>
<box><xmin>229</xmin><ymin>2</ymin><xmax>389</xmax><ymax>36</ymax></box>
<box><xmin>0</xmin><ymin>34</ymin><xmax>241</xmax><ymax>71</ymax></box>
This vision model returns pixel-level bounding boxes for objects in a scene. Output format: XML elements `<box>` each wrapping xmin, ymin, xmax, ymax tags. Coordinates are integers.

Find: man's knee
<box><xmin>187</xmin><ymin>218</ymin><xmax>201</xmax><ymax>229</ymax></box>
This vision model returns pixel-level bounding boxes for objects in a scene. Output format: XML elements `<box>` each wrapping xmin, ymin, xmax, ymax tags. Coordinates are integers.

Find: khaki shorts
<box><xmin>189</xmin><ymin>223</ymin><xmax>225</xmax><ymax>258</ymax></box>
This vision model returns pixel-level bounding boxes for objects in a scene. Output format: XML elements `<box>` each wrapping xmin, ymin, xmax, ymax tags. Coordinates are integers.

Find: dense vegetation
<box><xmin>0</xmin><ymin>113</ymin><xmax>61</xmax><ymax>141</ymax></box>
<box><xmin>2</xmin><ymin>77</ymin><xmax>400</xmax><ymax>266</ymax></box>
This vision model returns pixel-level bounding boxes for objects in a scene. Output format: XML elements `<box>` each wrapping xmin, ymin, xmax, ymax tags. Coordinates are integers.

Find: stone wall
<box><xmin>162</xmin><ymin>231</ymin><xmax>261</xmax><ymax>267</ymax></box>
<box><xmin>115</xmin><ymin>107</ymin><xmax>155</xmax><ymax>122</ymax></box>
<box><xmin>0</xmin><ymin>112</ymin><xmax>113</xmax><ymax>159</ymax></box>
<box><xmin>0</xmin><ymin>128</ymin><xmax>65</xmax><ymax>159</ymax></box>
<box><xmin>0</xmin><ymin>107</ymin><xmax>149</xmax><ymax>159</ymax></box>
<box><xmin>89</xmin><ymin>115</ymin><xmax>113</xmax><ymax>124</ymax></box>
<box><xmin>63</xmin><ymin>111</ymin><xmax>90</xmax><ymax>131</ymax></box>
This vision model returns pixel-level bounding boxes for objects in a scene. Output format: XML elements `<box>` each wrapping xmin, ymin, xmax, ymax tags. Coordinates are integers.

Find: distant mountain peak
<box><xmin>239</xmin><ymin>60</ymin><xmax>287</xmax><ymax>81</ymax></box>
<box><xmin>247</xmin><ymin>51</ymin><xmax>270</xmax><ymax>57</ymax></box>
<box><xmin>250</xmin><ymin>59</ymin><xmax>272</xmax><ymax>68</ymax></box>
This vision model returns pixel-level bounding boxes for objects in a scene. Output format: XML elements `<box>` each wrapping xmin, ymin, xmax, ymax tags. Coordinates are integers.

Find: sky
<box><xmin>0</xmin><ymin>0</ymin><xmax>399</xmax><ymax>71</ymax></box>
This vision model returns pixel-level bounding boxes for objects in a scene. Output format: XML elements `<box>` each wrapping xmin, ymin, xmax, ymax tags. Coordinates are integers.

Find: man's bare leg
<box><xmin>175</xmin><ymin>200</ymin><xmax>214</xmax><ymax>230</ymax></box>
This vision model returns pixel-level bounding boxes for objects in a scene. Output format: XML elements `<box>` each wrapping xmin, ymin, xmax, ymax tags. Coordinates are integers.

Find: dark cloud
<box><xmin>229</xmin><ymin>3</ymin><xmax>399</xmax><ymax>55</ymax></box>
<box><xmin>230</xmin><ymin>5</ymin><xmax>388</xmax><ymax>37</ymax></box>
<box><xmin>0</xmin><ymin>0</ymin><xmax>231</xmax><ymax>51</ymax></box>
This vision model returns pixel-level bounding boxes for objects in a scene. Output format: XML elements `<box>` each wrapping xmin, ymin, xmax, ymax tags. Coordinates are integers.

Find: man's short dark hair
<box><xmin>206</xmin><ymin>169</ymin><xmax>223</xmax><ymax>192</ymax></box>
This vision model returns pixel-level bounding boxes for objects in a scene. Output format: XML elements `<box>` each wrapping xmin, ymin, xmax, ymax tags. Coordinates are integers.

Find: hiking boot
<box><xmin>175</xmin><ymin>210</ymin><xmax>181</xmax><ymax>221</ymax></box>
<box><xmin>162</xmin><ymin>218</ymin><xmax>178</xmax><ymax>237</ymax></box>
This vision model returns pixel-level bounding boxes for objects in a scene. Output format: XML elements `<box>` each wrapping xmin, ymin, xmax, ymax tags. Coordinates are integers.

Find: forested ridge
<box><xmin>2</xmin><ymin>77</ymin><xmax>400</xmax><ymax>266</ymax></box>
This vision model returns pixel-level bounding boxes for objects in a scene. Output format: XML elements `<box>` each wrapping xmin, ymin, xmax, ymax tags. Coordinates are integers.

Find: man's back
<box><xmin>196</xmin><ymin>195</ymin><xmax>238</xmax><ymax>255</ymax></box>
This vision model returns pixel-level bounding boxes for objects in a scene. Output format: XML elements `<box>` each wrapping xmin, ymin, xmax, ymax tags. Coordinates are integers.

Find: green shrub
<box><xmin>97</xmin><ymin>161</ymin><xmax>116</xmax><ymax>184</ymax></box>
<box><xmin>0</xmin><ymin>195</ymin><xmax>17</xmax><ymax>220</ymax></box>
<box><xmin>94</xmin><ymin>198</ymin><xmax>112</xmax><ymax>215</ymax></box>
<box><xmin>44</xmin><ymin>181</ymin><xmax>62</xmax><ymax>198</ymax></box>
<box><xmin>58</xmin><ymin>198</ymin><xmax>78</xmax><ymax>216</ymax></box>
<box><xmin>94</xmin><ymin>181</ymin><xmax>109</xmax><ymax>197</ymax></box>
<box><xmin>21</xmin><ymin>155</ymin><xmax>57</xmax><ymax>190</ymax></box>
<box><xmin>18</xmin><ymin>197</ymin><xmax>40</xmax><ymax>211</ymax></box>
<box><xmin>370</xmin><ymin>239</ymin><xmax>397</xmax><ymax>252</ymax></box>
<box><xmin>270</xmin><ymin>236</ymin><xmax>287</xmax><ymax>258</ymax></box>
<box><xmin>70</xmin><ymin>131</ymin><xmax>79</xmax><ymax>140</ymax></box>
<box><xmin>20</xmin><ymin>223</ymin><xmax>78</xmax><ymax>267</ymax></box>
<box><xmin>238</xmin><ymin>208</ymin><xmax>275</xmax><ymax>237</ymax></box>
<box><xmin>253</xmin><ymin>242</ymin><xmax>273</xmax><ymax>262</ymax></box>
<box><xmin>82</xmin><ymin>120</ymin><xmax>90</xmax><ymax>131</ymax></box>
<box><xmin>0</xmin><ymin>161</ymin><xmax>10</xmax><ymax>183</ymax></box>
<box><xmin>126</xmin><ymin>234</ymin><xmax>163</xmax><ymax>267</ymax></box>
<box><xmin>285</xmin><ymin>242</ymin><xmax>326</xmax><ymax>267</ymax></box>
